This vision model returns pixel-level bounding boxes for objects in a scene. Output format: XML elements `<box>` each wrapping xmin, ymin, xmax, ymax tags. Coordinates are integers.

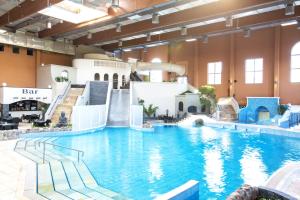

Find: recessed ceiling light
<box><xmin>47</xmin><ymin>21</ymin><xmax>52</xmax><ymax>29</ymax></box>
<box><xmin>281</xmin><ymin>20</ymin><xmax>297</xmax><ymax>26</ymax></box>
<box><xmin>186</xmin><ymin>38</ymin><xmax>197</xmax><ymax>42</ymax></box>
<box><xmin>128</xmin><ymin>14</ymin><xmax>142</xmax><ymax>20</ymax></box>
<box><xmin>123</xmin><ymin>49</ymin><xmax>131</xmax><ymax>52</ymax></box>
<box><xmin>38</xmin><ymin>0</ymin><xmax>107</xmax><ymax>24</ymax></box>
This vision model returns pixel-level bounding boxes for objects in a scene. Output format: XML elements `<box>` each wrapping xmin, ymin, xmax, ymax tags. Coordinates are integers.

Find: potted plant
<box><xmin>199</xmin><ymin>85</ymin><xmax>217</xmax><ymax>114</ymax></box>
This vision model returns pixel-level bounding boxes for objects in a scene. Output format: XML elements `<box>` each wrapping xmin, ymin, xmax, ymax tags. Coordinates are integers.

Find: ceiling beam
<box><xmin>102</xmin><ymin>7</ymin><xmax>300</xmax><ymax>51</ymax></box>
<box><xmin>38</xmin><ymin>0</ymin><xmax>171</xmax><ymax>38</ymax></box>
<box><xmin>0</xmin><ymin>0</ymin><xmax>63</xmax><ymax>27</ymax></box>
<box><xmin>74</xmin><ymin>0</ymin><xmax>284</xmax><ymax>45</ymax></box>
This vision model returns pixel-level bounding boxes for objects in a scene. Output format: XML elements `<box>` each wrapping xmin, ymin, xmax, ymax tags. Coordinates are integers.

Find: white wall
<box><xmin>73</xmin><ymin>59</ymin><xmax>131</xmax><ymax>86</ymax></box>
<box><xmin>175</xmin><ymin>94</ymin><xmax>201</xmax><ymax>114</ymax></box>
<box><xmin>131</xmin><ymin>82</ymin><xmax>188</xmax><ymax>116</ymax></box>
<box><xmin>72</xmin><ymin>105</ymin><xmax>106</xmax><ymax>131</ymax></box>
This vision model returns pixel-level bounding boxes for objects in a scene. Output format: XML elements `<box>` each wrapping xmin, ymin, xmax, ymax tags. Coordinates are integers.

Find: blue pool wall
<box><xmin>239</xmin><ymin>97</ymin><xmax>280</xmax><ymax>123</ymax></box>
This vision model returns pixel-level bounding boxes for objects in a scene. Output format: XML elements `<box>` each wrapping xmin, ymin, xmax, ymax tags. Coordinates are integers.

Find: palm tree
<box><xmin>143</xmin><ymin>104</ymin><xmax>159</xmax><ymax>118</ymax></box>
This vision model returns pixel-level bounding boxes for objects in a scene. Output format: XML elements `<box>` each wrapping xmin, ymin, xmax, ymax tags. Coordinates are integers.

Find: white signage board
<box><xmin>0</xmin><ymin>87</ymin><xmax>52</xmax><ymax>104</ymax></box>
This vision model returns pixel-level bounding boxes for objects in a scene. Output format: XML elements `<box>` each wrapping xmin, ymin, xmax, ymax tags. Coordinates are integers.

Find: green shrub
<box><xmin>278</xmin><ymin>104</ymin><xmax>288</xmax><ymax>115</ymax></box>
<box><xmin>198</xmin><ymin>85</ymin><xmax>217</xmax><ymax>114</ymax></box>
<box><xmin>194</xmin><ymin>119</ymin><xmax>204</xmax><ymax>127</ymax></box>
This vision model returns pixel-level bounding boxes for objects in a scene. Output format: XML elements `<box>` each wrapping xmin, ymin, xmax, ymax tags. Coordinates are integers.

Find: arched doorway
<box><xmin>104</xmin><ymin>74</ymin><xmax>109</xmax><ymax>81</ymax></box>
<box><xmin>188</xmin><ymin>106</ymin><xmax>197</xmax><ymax>113</ymax></box>
<box><xmin>113</xmin><ymin>73</ymin><xmax>118</xmax><ymax>89</ymax></box>
<box><xmin>94</xmin><ymin>73</ymin><xmax>100</xmax><ymax>81</ymax></box>
<box><xmin>179</xmin><ymin>101</ymin><xmax>184</xmax><ymax>112</ymax></box>
<box><xmin>122</xmin><ymin>75</ymin><xmax>126</xmax><ymax>86</ymax></box>
<box><xmin>256</xmin><ymin>106</ymin><xmax>270</xmax><ymax>122</ymax></box>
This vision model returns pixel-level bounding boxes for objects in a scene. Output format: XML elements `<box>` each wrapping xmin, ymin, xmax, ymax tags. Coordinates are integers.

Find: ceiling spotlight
<box><xmin>118</xmin><ymin>40</ymin><xmax>123</xmax><ymax>47</ymax></box>
<box><xmin>47</xmin><ymin>21</ymin><xmax>52</xmax><ymax>29</ymax></box>
<box><xmin>285</xmin><ymin>0</ymin><xmax>295</xmax><ymax>15</ymax></box>
<box><xmin>59</xmin><ymin>19</ymin><xmax>64</xmax><ymax>24</ymax></box>
<box><xmin>111</xmin><ymin>0</ymin><xmax>119</xmax><ymax>8</ymax></box>
<box><xmin>116</xmin><ymin>23</ymin><xmax>122</xmax><ymax>32</ymax></box>
<box><xmin>87</xmin><ymin>32</ymin><xmax>92</xmax><ymax>39</ymax></box>
<box><xmin>152</xmin><ymin>13</ymin><xmax>159</xmax><ymax>24</ymax></box>
<box><xmin>181</xmin><ymin>26</ymin><xmax>187</xmax><ymax>36</ymax></box>
<box><xmin>225</xmin><ymin>16</ymin><xmax>233</xmax><ymax>27</ymax></box>
<box><xmin>202</xmin><ymin>35</ymin><xmax>208</xmax><ymax>43</ymax></box>
<box><xmin>244</xmin><ymin>29</ymin><xmax>251</xmax><ymax>38</ymax></box>
<box><xmin>146</xmin><ymin>33</ymin><xmax>151</xmax><ymax>42</ymax></box>
<box><xmin>186</xmin><ymin>38</ymin><xmax>197</xmax><ymax>42</ymax></box>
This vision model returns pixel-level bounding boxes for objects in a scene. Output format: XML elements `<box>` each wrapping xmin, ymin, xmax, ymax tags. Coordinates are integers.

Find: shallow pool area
<box><xmin>53</xmin><ymin>126</ymin><xmax>300</xmax><ymax>200</ymax></box>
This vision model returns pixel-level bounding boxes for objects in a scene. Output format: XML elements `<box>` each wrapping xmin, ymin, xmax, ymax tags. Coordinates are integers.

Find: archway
<box><xmin>255</xmin><ymin>106</ymin><xmax>270</xmax><ymax>122</ymax></box>
<box><xmin>188</xmin><ymin>106</ymin><xmax>197</xmax><ymax>113</ymax></box>
<box><xmin>104</xmin><ymin>73</ymin><xmax>109</xmax><ymax>81</ymax></box>
<box><xmin>94</xmin><ymin>73</ymin><xmax>100</xmax><ymax>81</ymax></box>
<box><xmin>113</xmin><ymin>73</ymin><xmax>118</xmax><ymax>89</ymax></box>
<box><xmin>122</xmin><ymin>75</ymin><xmax>126</xmax><ymax>86</ymax></box>
<box><xmin>179</xmin><ymin>101</ymin><xmax>184</xmax><ymax>112</ymax></box>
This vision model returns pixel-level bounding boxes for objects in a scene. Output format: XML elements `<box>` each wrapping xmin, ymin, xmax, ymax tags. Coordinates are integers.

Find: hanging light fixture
<box><xmin>285</xmin><ymin>0</ymin><xmax>295</xmax><ymax>15</ymax></box>
<box><xmin>202</xmin><ymin>35</ymin><xmax>208</xmax><ymax>43</ymax></box>
<box><xmin>116</xmin><ymin>23</ymin><xmax>122</xmax><ymax>32</ymax></box>
<box><xmin>146</xmin><ymin>33</ymin><xmax>151</xmax><ymax>42</ymax></box>
<box><xmin>118</xmin><ymin>40</ymin><xmax>123</xmax><ymax>47</ymax></box>
<box><xmin>111</xmin><ymin>0</ymin><xmax>120</xmax><ymax>8</ymax></box>
<box><xmin>46</xmin><ymin>21</ymin><xmax>52</xmax><ymax>29</ymax></box>
<box><xmin>152</xmin><ymin>13</ymin><xmax>159</xmax><ymax>24</ymax></box>
<box><xmin>181</xmin><ymin>26</ymin><xmax>187</xmax><ymax>36</ymax></box>
<box><xmin>87</xmin><ymin>32</ymin><xmax>92</xmax><ymax>39</ymax></box>
<box><xmin>225</xmin><ymin>16</ymin><xmax>233</xmax><ymax>27</ymax></box>
<box><xmin>244</xmin><ymin>29</ymin><xmax>251</xmax><ymax>38</ymax></box>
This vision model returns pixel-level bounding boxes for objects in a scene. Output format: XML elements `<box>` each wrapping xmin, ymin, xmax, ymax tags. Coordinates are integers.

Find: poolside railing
<box><xmin>38</xmin><ymin>141</ymin><xmax>84</xmax><ymax>164</ymax></box>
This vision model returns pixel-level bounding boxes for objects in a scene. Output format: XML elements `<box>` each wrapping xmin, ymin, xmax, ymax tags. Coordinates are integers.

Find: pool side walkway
<box><xmin>0</xmin><ymin>140</ymin><xmax>45</xmax><ymax>200</ymax></box>
<box><xmin>264</xmin><ymin>162</ymin><xmax>300</xmax><ymax>199</ymax></box>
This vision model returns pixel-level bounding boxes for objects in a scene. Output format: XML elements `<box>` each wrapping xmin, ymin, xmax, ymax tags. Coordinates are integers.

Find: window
<box><xmin>12</xmin><ymin>46</ymin><xmax>19</xmax><ymax>54</ymax></box>
<box><xmin>113</xmin><ymin>73</ymin><xmax>118</xmax><ymax>89</ymax></box>
<box><xmin>27</xmin><ymin>48</ymin><xmax>34</xmax><ymax>56</ymax></box>
<box><xmin>0</xmin><ymin>44</ymin><xmax>4</xmax><ymax>52</ymax></box>
<box><xmin>291</xmin><ymin>42</ymin><xmax>300</xmax><ymax>82</ymax></box>
<box><xmin>122</xmin><ymin>75</ymin><xmax>126</xmax><ymax>86</ymax></box>
<box><xmin>207</xmin><ymin>62</ymin><xmax>222</xmax><ymax>85</ymax></box>
<box><xmin>245</xmin><ymin>58</ymin><xmax>263</xmax><ymax>84</ymax></box>
<box><xmin>179</xmin><ymin>102</ymin><xmax>184</xmax><ymax>112</ymax></box>
<box><xmin>104</xmin><ymin>74</ymin><xmax>109</xmax><ymax>81</ymax></box>
<box><xmin>94</xmin><ymin>73</ymin><xmax>100</xmax><ymax>81</ymax></box>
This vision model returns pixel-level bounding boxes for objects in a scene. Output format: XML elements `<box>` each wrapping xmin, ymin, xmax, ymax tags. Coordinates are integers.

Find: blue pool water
<box><xmin>54</xmin><ymin>126</ymin><xmax>300</xmax><ymax>200</ymax></box>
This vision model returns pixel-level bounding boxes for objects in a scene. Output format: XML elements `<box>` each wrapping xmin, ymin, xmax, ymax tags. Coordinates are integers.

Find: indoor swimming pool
<box><xmin>53</xmin><ymin>126</ymin><xmax>300</xmax><ymax>200</ymax></box>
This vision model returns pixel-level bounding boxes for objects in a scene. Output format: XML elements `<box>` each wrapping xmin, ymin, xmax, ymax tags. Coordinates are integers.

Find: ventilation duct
<box><xmin>0</xmin><ymin>32</ymin><xmax>75</xmax><ymax>55</ymax></box>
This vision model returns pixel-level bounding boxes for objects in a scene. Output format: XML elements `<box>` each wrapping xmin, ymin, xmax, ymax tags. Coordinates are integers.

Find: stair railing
<box><xmin>39</xmin><ymin>141</ymin><xmax>84</xmax><ymax>164</ymax></box>
<box><xmin>45</xmin><ymin>81</ymin><xmax>71</xmax><ymax>120</ymax></box>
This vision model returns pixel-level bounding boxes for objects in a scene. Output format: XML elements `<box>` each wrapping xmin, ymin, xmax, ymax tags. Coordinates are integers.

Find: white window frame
<box><xmin>245</xmin><ymin>58</ymin><xmax>263</xmax><ymax>84</ymax></box>
<box><xmin>291</xmin><ymin>42</ymin><xmax>300</xmax><ymax>83</ymax></box>
<box><xmin>207</xmin><ymin>61</ymin><xmax>222</xmax><ymax>85</ymax></box>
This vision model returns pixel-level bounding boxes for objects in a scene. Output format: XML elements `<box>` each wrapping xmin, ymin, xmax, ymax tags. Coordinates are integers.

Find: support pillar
<box><xmin>194</xmin><ymin>40</ymin><xmax>199</xmax><ymax>87</ymax></box>
<box><xmin>274</xmin><ymin>27</ymin><xmax>281</xmax><ymax>97</ymax></box>
<box><xmin>229</xmin><ymin>34</ymin><xmax>235</xmax><ymax>97</ymax></box>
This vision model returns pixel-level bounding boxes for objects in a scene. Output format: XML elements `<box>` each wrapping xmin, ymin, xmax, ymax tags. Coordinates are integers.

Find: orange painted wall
<box><xmin>122</xmin><ymin>26</ymin><xmax>300</xmax><ymax>104</ymax></box>
<box><xmin>40</xmin><ymin>51</ymin><xmax>73</xmax><ymax>66</ymax></box>
<box><xmin>0</xmin><ymin>45</ymin><xmax>36</xmax><ymax>88</ymax></box>
<box><xmin>279</xmin><ymin>26</ymin><xmax>300</xmax><ymax>104</ymax></box>
<box><xmin>234</xmin><ymin>29</ymin><xmax>275</xmax><ymax>102</ymax></box>
<box><xmin>0</xmin><ymin>44</ymin><xmax>73</xmax><ymax>88</ymax></box>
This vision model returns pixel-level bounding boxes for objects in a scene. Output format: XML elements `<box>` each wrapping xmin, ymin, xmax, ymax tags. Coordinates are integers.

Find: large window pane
<box><xmin>245</xmin><ymin>58</ymin><xmax>263</xmax><ymax>84</ymax></box>
<box><xmin>207</xmin><ymin>62</ymin><xmax>222</xmax><ymax>85</ymax></box>
<box><xmin>291</xmin><ymin>69</ymin><xmax>300</xmax><ymax>82</ymax></box>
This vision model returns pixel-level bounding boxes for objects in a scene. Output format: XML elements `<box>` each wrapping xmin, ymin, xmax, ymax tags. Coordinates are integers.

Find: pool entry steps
<box><xmin>14</xmin><ymin>137</ymin><xmax>128</xmax><ymax>200</ymax></box>
<box><xmin>107</xmin><ymin>89</ymin><xmax>130</xmax><ymax>127</ymax></box>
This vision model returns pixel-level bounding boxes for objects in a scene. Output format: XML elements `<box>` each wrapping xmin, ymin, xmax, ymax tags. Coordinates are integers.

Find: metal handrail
<box><xmin>45</xmin><ymin>81</ymin><xmax>71</xmax><ymax>120</ymax></box>
<box><xmin>39</xmin><ymin>141</ymin><xmax>84</xmax><ymax>164</ymax></box>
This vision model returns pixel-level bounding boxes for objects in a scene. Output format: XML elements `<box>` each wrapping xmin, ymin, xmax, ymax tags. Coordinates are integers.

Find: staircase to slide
<box><xmin>51</xmin><ymin>86</ymin><xmax>84</xmax><ymax>125</ymax></box>
<box><xmin>107</xmin><ymin>89</ymin><xmax>130</xmax><ymax>127</ymax></box>
<box><xmin>14</xmin><ymin>137</ymin><xmax>128</xmax><ymax>200</ymax></box>
<box><xmin>216</xmin><ymin>97</ymin><xmax>240</xmax><ymax>122</ymax></box>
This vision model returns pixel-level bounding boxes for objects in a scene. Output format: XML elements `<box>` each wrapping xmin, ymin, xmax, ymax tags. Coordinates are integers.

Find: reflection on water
<box><xmin>204</xmin><ymin>148</ymin><xmax>225</xmax><ymax>193</ymax></box>
<box><xmin>240</xmin><ymin>147</ymin><xmax>268</xmax><ymax>185</ymax></box>
<box><xmin>149</xmin><ymin>148</ymin><xmax>163</xmax><ymax>183</ymax></box>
